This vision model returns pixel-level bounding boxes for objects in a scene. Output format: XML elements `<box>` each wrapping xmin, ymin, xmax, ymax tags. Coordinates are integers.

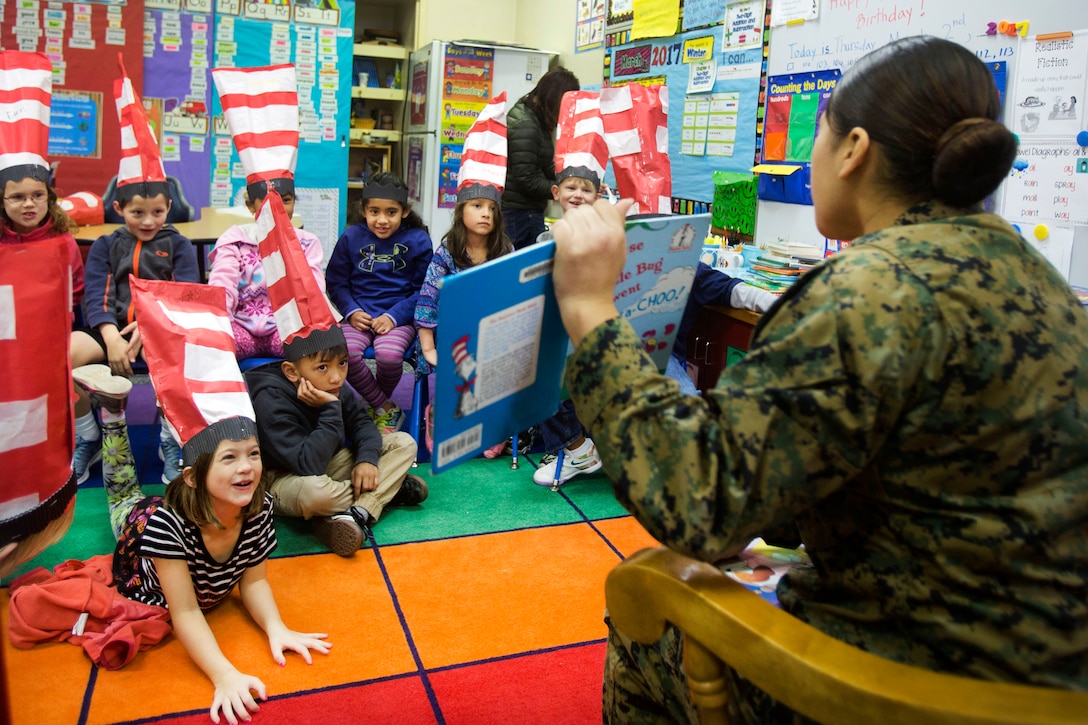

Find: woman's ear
<box><xmin>182</xmin><ymin>466</ymin><xmax>197</xmax><ymax>489</ymax></box>
<box><xmin>838</xmin><ymin>126</ymin><xmax>872</xmax><ymax>180</ymax></box>
<box><xmin>401</xmin><ymin>204</ymin><xmax>411</xmax><ymax>219</ymax></box>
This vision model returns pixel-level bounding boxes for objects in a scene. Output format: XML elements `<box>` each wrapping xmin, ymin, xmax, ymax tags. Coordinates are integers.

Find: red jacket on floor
<box><xmin>7</xmin><ymin>554</ymin><xmax>171</xmax><ymax>670</ymax></box>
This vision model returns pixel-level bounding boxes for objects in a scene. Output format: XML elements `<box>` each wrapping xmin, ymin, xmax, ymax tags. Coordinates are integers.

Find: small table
<box><xmin>74</xmin><ymin>207</ymin><xmax>303</xmax><ymax>281</ymax></box>
<box><xmin>686</xmin><ymin>306</ymin><xmax>761</xmax><ymax>393</ymax></box>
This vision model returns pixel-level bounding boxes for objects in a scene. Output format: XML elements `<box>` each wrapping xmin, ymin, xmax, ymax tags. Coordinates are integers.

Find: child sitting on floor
<box><xmin>244</xmin><ymin>190</ymin><xmax>427</xmax><ymax>557</ymax></box>
<box><xmin>115</xmin><ymin>277</ymin><xmax>328</xmax><ymax>724</ymax></box>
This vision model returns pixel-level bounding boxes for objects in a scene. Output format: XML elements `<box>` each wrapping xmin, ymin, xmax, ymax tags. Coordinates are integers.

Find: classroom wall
<box><xmin>515</xmin><ymin>1</ymin><xmax>605</xmax><ymax>87</ymax></box>
<box><xmin>416</xmin><ymin>0</ymin><xmax>517</xmax><ymax>47</ymax></box>
<box><xmin>412</xmin><ymin>1</ymin><xmax>604</xmax><ymax>85</ymax></box>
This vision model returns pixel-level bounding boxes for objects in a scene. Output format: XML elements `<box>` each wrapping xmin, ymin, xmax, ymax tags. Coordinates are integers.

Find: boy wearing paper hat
<box><xmin>244</xmin><ymin>191</ymin><xmax>427</xmax><ymax>557</ymax></box>
<box><xmin>70</xmin><ymin>56</ymin><xmax>199</xmax><ymax>487</ymax></box>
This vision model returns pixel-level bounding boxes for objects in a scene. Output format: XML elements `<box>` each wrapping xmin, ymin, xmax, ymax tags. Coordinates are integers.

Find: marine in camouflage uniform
<box><xmin>567</xmin><ymin>201</ymin><xmax>1088</xmax><ymax>723</ymax></box>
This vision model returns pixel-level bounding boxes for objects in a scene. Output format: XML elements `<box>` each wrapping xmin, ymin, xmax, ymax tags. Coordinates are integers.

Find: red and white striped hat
<box><xmin>114</xmin><ymin>55</ymin><xmax>168</xmax><ymax>203</ymax></box>
<box><xmin>0</xmin><ymin>51</ymin><xmax>52</xmax><ymax>189</ymax></box>
<box><xmin>457</xmin><ymin>92</ymin><xmax>508</xmax><ymax>205</ymax></box>
<box><xmin>554</xmin><ymin>90</ymin><xmax>610</xmax><ymax>190</ymax></box>
<box><xmin>451</xmin><ymin>335</ymin><xmax>471</xmax><ymax>366</ymax></box>
<box><xmin>257</xmin><ymin>189</ymin><xmax>345</xmax><ymax>361</ymax></box>
<box><xmin>0</xmin><ymin>238</ymin><xmax>76</xmax><ymax>545</ymax></box>
<box><xmin>600</xmin><ymin>84</ymin><xmax>671</xmax><ymax>215</ymax></box>
<box><xmin>131</xmin><ymin>277</ymin><xmax>257</xmax><ymax>466</ymax></box>
<box><xmin>212</xmin><ymin>64</ymin><xmax>299</xmax><ymax>201</ymax></box>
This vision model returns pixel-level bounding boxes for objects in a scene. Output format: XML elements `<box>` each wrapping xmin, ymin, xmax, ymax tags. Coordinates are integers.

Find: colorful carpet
<box><xmin>1</xmin><ymin>384</ymin><xmax>658</xmax><ymax>724</ymax></box>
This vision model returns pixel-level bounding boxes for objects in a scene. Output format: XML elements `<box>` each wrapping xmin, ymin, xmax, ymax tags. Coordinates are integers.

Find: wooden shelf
<box><xmin>350</xmin><ymin>128</ymin><xmax>401</xmax><ymax>143</ymax></box>
<box><xmin>352</xmin><ymin>86</ymin><xmax>406</xmax><ymax>101</ymax></box>
<box><xmin>353</xmin><ymin>42</ymin><xmax>407</xmax><ymax>60</ymax></box>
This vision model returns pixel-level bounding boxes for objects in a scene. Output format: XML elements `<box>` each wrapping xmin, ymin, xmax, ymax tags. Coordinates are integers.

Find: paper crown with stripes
<box><xmin>457</xmin><ymin>92</ymin><xmax>508</xmax><ymax>205</ymax></box>
<box><xmin>0</xmin><ymin>51</ymin><xmax>52</xmax><ymax>189</ymax></box>
<box><xmin>212</xmin><ymin>64</ymin><xmax>299</xmax><ymax>201</ymax></box>
<box><xmin>256</xmin><ymin>189</ymin><xmax>345</xmax><ymax>361</ymax></box>
<box><xmin>599</xmin><ymin>84</ymin><xmax>671</xmax><ymax>215</ymax></box>
<box><xmin>114</xmin><ymin>55</ymin><xmax>168</xmax><ymax>203</ymax></box>
<box><xmin>0</xmin><ymin>237</ymin><xmax>77</xmax><ymax>545</ymax></box>
<box><xmin>130</xmin><ymin>277</ymin><xmax>257</xmax><ymax>466</ymax></box>
<box><xmin>554</xmin><ymin>90</ymin><xmax>610</xmax><ymax>191</ymax></box>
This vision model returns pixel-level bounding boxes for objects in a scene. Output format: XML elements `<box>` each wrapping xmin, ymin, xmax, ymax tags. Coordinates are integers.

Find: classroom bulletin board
<box><xmin>0</xmin><ymin>0</ymin><xmax>146</xmax><ymax>200</ymax></box>
<box><xmin>209</xmin><ymin>0</ymin><xmax>354</xmax><ymax>254</ymax></box>
<box><xmin>145</xmin><ymin>2</ymin><xmax>213</xmax><ymax>212</ymax></box>
<box><xmin>604</xmin><ymin>0</ymin><xmax>766</xmax><ymax>207</ymax></box>
<box><xmin>756</xmin><ymin>0</ymin><xmax>1088</xmax><ymax>289</ymax></box>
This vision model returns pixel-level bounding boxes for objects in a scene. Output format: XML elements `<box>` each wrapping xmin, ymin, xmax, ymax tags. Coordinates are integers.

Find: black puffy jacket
<box><xmin>501</xmin><ymin>97</ymin><xmax>556</xmax><ymax>211</ymax></box>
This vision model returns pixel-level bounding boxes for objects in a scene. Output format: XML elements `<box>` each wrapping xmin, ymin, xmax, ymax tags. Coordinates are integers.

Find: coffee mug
<box><xmin>716</xmin><ymin>252</ymin><xmax>745</xmax><ymax>271</ymax></box>
<box><xmin>740</xmin><ymin>245</ymin><xmax>763</xmax><ymax>266</ymax></box>
<box><xmin>700</xmin><ymin>247</ymin><xmax>720</xmax><ymax>268</ymax></box>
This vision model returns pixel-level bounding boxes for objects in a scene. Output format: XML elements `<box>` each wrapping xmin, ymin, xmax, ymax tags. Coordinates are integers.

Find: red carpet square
<box><xmin>430</xmin><ymin>642</ymin><xmax>606</xmax><ymax>725</ymax></box>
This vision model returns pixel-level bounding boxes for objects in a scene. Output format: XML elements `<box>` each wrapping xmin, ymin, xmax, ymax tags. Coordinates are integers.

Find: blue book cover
<box><xmin>432</xmin><ymin>213</ymin><xmax>710</xmax><ymax>473</ymax></box>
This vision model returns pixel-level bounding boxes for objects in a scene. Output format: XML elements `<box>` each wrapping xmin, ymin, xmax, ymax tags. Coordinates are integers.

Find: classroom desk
<box><xmin>74</xmin><ymin>206</ymin><xmax>303</xmax><ymax>281</ymax></box>
<box><xmin>685</xmin><ymin>305</ymin><xmax>760</xmax><ymax>393</ymax></box>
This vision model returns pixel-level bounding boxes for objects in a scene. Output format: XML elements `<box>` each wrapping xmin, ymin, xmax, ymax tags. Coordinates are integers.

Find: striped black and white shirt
<box><xmin>113</xmin><ymin>494</ymin><xmax>278</xmax><ymax>610</ymax></box>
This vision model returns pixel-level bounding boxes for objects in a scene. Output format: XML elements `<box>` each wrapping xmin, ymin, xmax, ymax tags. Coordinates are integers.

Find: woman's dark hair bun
<box><xmin>931</xmin><ymin>118</ymin><xmax>1018</xmax><ymax>207</ymax></box>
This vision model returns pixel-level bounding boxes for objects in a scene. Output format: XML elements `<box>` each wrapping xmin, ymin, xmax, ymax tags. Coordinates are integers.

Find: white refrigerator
<box><xmin>402</xmin><ymin>40</ymin><xmax>557</xmax><ymax>242</ymax></box>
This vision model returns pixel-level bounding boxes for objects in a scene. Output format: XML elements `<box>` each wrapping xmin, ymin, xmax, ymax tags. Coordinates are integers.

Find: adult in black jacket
<box><xmin>502</xmin><ymin>67</ymin><xmax>580</xmax><ymax>249</ymax></box>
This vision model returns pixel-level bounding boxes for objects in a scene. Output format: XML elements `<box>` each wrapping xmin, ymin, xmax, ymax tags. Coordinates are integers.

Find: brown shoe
<box><xmin>311</xmin><ymin>514</ymin><xmax>363</xmax><ymax>557</ymax></box>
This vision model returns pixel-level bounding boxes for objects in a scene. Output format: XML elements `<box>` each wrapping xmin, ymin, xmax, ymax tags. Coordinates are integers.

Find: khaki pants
<box><xmin>267</xmin><ymin>431</ymin><xmax>417</xmax><ymax>522</ymax></box>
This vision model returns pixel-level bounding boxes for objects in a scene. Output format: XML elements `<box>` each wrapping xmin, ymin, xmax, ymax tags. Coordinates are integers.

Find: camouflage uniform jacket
<box><xmin>569</xmin><ymin>201</ymin><xmax>1088</xmax><ymax>688</ymax></box>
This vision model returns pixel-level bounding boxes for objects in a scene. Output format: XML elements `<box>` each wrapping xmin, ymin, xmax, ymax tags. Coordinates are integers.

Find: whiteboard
<box><xmin>756</xmin><ymin>0</ymin><xmax>1088</xmax><ymax>285</ymax></box>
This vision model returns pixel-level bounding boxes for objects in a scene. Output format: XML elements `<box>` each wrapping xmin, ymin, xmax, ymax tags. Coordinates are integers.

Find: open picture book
<box><xmin>431</xmin><ymin>213</ymin><xmax>710</xmax><ymax>473</ymax></box>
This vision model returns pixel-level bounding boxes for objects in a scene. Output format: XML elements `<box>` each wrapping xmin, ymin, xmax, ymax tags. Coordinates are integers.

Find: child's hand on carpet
<box><xmin>210</xmin><ymin>668</ymin><xmax>266</xmax><ymax>724</ymax></box>
<box><xmin>268</xmin><ymin>626</ymin><xmax>332</xmax><ymax>665</ymax></box>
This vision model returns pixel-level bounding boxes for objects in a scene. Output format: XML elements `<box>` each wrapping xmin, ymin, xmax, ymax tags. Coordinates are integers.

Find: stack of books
<box><xmin>746</xmin><ymin>240</ymin><xmax>824</xmax><ymax>292</ymax></box>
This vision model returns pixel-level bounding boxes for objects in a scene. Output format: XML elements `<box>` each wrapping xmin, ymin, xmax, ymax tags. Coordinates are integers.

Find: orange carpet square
<box><xmin>82</xmin><ymin>553</ymin><xmax>418</xmax><ymax>723</ymax></box>
<box><xmin>380</xmin><ymin>524</ymin><xmax>622</xmax><ymax>669</ymax></box>
<box><xmin>593</xmin><ymin>516</ymin><xmax>660</xmax><ymax>557</ymax></box>
<box><xmin>2</xmin><ymin>593</ymin><xmax>96</xmax><ymax>724</ymax></box>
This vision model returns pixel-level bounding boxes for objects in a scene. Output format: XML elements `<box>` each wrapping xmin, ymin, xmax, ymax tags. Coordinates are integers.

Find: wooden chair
<box><xmin>605</xmin><ymin>547</ymin><xmax>1087</xmax><ymax>725</ymax></box>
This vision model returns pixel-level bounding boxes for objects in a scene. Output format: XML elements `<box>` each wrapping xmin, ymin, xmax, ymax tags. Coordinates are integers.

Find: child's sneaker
<box><xmin>348</xmin><ymin>505</ymin><xmax>375</xmax><ymax>542</ymax></box>
<box><xmin>312</xmin><ymin>513</ymin><xmax>364</xmax><ymax>557</ymax></box>
<box><xmin>532</xmin><ymin>440</ymin><xmax>603</xmax><ymax>486</ymax></box>
<box><xmin>159</xmin><ymin>427</ymin><xmax>183</xmax><ymax>484</ymax></box>
<box><xmin>73</xmin><ymin>364</ymin><xmax>132</xmax><ymax>415</ymax></box>
<box><xmin>389</xmin><ymin>474</ymin><xmax>429</xmax><ymax>507</ymax></box>
<box><xmin>372</xmin><ymin>402</ymin><xmax>405</xmax><ymax>435</ymax></box>
<box><xmin>73</xmin><ymin>432</ymin><xmax>102</xmax><ymax>485</ymax></box>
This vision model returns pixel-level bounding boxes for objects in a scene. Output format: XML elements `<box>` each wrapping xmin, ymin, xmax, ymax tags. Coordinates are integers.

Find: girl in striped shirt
<box><xmin>104</xmin><ymin>277</ymin><xmax>332</xmax><ymax>725</ymax></box>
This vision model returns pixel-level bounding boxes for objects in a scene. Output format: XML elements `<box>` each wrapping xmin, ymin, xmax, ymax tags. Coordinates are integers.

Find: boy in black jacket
<box><xmin>245</xmin><ymin>331</ymin><xmax>426</xmax><ymax>557</ymax></box>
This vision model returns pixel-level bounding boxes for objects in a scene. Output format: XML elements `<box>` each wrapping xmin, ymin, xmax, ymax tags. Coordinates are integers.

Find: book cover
<box><xmin>431</xmin><ymin>213</ymin><xmax>710</xmax><ymax>473</ymax></box>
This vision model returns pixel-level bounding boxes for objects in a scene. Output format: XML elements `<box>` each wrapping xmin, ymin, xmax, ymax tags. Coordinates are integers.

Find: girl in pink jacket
<box><xmin>207</xmin><ymin>190</ymin><xmax>325</xmax><ymax>360</ymax></box>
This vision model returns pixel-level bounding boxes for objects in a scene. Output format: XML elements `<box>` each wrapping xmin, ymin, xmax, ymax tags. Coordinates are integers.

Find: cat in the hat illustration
<box><xmin>451</xmin><ymin>334</ymin><xmax>478</xmax><ymax>418</ymax></box>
